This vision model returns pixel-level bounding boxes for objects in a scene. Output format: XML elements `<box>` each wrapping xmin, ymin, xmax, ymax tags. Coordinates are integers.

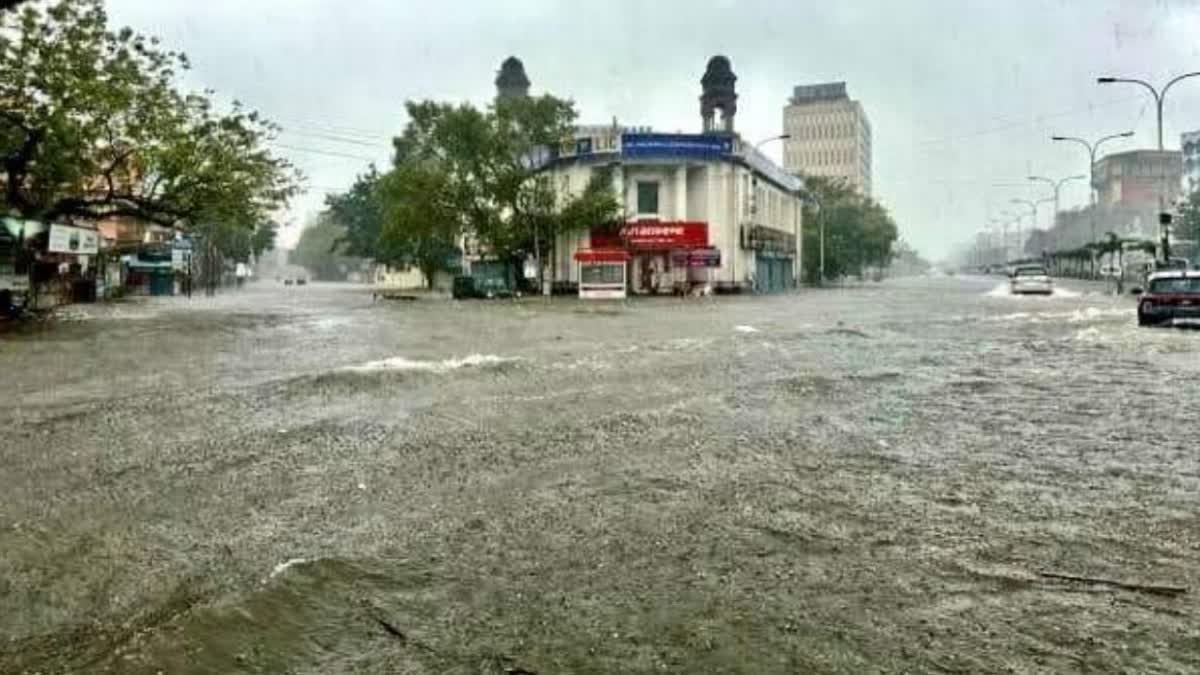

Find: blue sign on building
<box><xmin>621</xmin><ymin>133</ymin><xmax>733</xmax><ymax>159</ymax></box>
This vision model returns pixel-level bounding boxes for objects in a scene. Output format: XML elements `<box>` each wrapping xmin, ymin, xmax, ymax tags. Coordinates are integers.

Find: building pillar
<box><xmin>613</xmin><ymin>164</ymin><xmax>626</xmax><ymax>219</ymax></box>
<box><xmin>674</xmin><ymin>165</ymin><xmax>688</xmax><ymax>220</ymax></box>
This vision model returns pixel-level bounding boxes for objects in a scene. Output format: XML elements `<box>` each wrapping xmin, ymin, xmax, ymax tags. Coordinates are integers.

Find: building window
<box><xmin>636</xmin><ymin>181</ymin><xmax>659</xmax><ymax>216</ymax></box>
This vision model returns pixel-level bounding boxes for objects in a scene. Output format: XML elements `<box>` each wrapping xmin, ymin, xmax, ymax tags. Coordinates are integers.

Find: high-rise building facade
<box><xmin>782</xmin><ymin>82</ymin><xmax>872</xmax><ymax>196</ymax></box>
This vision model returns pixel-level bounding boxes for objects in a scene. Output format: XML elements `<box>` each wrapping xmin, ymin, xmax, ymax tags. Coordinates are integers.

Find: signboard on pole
<box><xmin>47</xmin><ymin>224</ymin><xmax>99</xmax><ymax>255</ymax></box>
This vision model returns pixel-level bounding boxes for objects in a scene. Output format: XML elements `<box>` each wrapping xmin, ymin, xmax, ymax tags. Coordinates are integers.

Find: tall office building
<box><xmin>782</xmin><ymin>82</ymin><xmax>872</xmax><ymax>196</ymax></box>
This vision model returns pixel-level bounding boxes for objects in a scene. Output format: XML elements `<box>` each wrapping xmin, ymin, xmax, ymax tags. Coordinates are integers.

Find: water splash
<box><xmin>345</xmin><ymin>354</ymin><xmax>518</xmax><ymax>373</ymax></box>
<box><xmin>268</xmin><ymin>557</ymin><xmax>309</xmax><ymax>580</ymax></box>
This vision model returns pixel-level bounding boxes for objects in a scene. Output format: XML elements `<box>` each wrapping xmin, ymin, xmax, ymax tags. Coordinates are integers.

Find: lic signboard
<box><xmin>621</xmin><ymin>133</ymin><xmax>733</xmax><ymax>160</ymax></box>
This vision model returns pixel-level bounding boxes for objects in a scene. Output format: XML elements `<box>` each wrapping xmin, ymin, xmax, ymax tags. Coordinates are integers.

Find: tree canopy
<box><xmin>325</xmin><ymin>94</ymin><xmax>621</xmax><ymax>287</ymax></box>
<box><xmin>799</xmin><ymin>175</ymin><xmax>899</xmax><ymax>282</ymax></box>
<box><xmin>0</xmin><ymin>0</ymin><xmax>299</xmax><ymax>237</ymax></box>
<box><xmin>1177</xmin><ymin>187</ymin><xmax>1200</xmax><ymax>257</ymax></box>
<box><xmin>289</xmin><ymin>215</ymin><xmax>357</xmax><ymax>281</ymax></box>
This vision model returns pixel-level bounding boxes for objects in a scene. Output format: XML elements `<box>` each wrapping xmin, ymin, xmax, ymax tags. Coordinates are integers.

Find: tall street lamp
<box><xmin>754</xmin><ymin>133</ymin><xmax>792</xmax><ymax>152</ymax></box>
<box><xmin>1098</xmin><ymin>74</ymin><xmax>1199</xmax><ymax>258</ymax></box>
<box><xmin>993</xmin><ymin>213</ymin><xmax>1016</xmax><ymax>263</ymax></box>
<box><xmin>1097</xmin><ymin>74</ymin><xmax>1200</xmax><ymax>150</ymax></box>
<box><xmin>1027</xmin><ymin>173</ymin><xmax>1088</xmax><ymax>251</ymax></box>
<box><xmin>1010</xmin><ymin>197</ymin><xmax>1055</xmax><ymax>260</ymax></box>
<box><xmin>1056</xmin><ymin>132</ymin><xmax>1128</xmax><ymax>271</ymax></box>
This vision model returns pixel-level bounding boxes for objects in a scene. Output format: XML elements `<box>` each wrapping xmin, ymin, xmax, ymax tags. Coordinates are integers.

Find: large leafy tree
<box><xmin>1176</xmin><ymin>188</ymin><xmax>1200</xmax><ymax>260</ymax></box>
<box><xmin>289</xmin><ymin>214</ymin><xmax>355</xmax><ymax>281</ymax></box>
<box><xmin>330</xmin><ymin>95</ymin><xmax>621</xmax><ymax>287</ymax></box>
<box><xmin>373</xmin><ymin>160</ymin><xmax>461</xmax><ymax>288</ymax></box>
<box><xmin>0</xmin><ymin>0</ymin><xmax>298</xmax><ymax>234</ymax></box>
<box><xmin>800</xmin><ymin>175</ymin><xmax>899</xmax><ymax>283</ymax></box>
<box><xmin>326</xmin><ymin>167</ymin><xmax>384</xmax><ymax>260</ymax></box>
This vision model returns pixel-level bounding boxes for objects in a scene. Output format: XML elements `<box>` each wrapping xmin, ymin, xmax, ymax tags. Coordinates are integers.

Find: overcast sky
<box><xmin>106</xmin><ymin>0</ymin><xmax>1200</xmax><ymax>259</ymax></box>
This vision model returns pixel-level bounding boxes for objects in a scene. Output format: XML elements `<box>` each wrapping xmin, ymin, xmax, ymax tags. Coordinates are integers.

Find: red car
<box><xmin>1138</xmin><ymin>270</ymin><xmax>1200</xmax><ymax>326</ymax></box>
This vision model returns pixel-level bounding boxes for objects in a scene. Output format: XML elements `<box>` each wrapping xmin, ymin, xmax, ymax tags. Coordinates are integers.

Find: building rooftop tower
<box><xmin>495</xmin><ymin>56</ymin><xmax>531</xmax><ymax>99</ymax></box>
<box><xmin>700</xmin><ymin>55</ymin><xmax>738</xmax><ymax>133</ymax></box>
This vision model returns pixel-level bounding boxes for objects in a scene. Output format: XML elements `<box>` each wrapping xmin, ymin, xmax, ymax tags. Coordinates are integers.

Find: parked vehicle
<box><xmin>1130</xmin><ymin>257</ymin><xmax>1190</xmax><ymax>294</ymax></box>
<box><xmin>451</xmin><ymin>274</ymin><xmax>520</xmax><ymax>299</ymax></box>
<box><xmin>1009</xmin><ymin>265</ymin><xmax>1053</xmax><ymax>295</ymax></box>
<box><xmin>1137</xmin><ymin>270</ymin><xmax>1200</xmax><ymax>327</ymax></box>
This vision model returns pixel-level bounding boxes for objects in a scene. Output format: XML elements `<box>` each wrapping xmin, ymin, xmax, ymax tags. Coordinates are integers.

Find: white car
<box><xmin>1010</xmin><ymin>265</ymin><xmax>1053</xmax><ymax>295</ymax></box>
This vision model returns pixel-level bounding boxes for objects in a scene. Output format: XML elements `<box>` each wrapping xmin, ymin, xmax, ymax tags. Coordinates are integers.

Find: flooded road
<box><xmin>2</xmin><ymin>277</ymin><xmax>1198</xmax><ymax>674</ymax></box>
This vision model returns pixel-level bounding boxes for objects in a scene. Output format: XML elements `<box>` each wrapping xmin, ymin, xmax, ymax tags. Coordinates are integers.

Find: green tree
<box><xmin>290</xmin><ymin>215</ymin><xmax>351</xmax><ymax>281</ymax></box>
<box><xmin>558</xmin><ymin>166</ymin><xmax>623</xmax><ymax>235</ymax></box>
<box><xmin>0</xmin><ymin>0</ymin><xmax>299</xmax><ymax>230</ymax></box>
<box><xmin>1176</xmin><ymin>188</ymin><xmax>1200</xmax><ymax>262</ymax></box>
<box><xmin>327</xmin><ymin>167</ymin><xmax>384</xmax><ymax>260</ymax></box>
<box><xmin>251</xmin><ymin>221</ymin><xmax>278</xmax><ymax>259</ymax></box>
<box><xmin>800</xmin><ymin>175</ymin><xmax>898</xmax><ymax>283</ymax></box>
<box><xmin>373</xmin><ymin>159</ymin><xmax>461</xmax><ymax>288</ymax></box>
<box><xmin>331</xmin><ymin>95</ymin><xmax>620</xmax><ymax>289</ymax></box>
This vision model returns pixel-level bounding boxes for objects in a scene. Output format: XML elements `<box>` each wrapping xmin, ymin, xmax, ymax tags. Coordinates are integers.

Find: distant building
<box><xmin>1182</xmin><ymin>130</ymin><xmax>1200</xmax><ymax>194</ymax></box>
<box><xmin>782</xmin><ymin>82</ymin><xmax>872</xmax><ymax>196</ymax></box>
<box><xmin>1091</xmin><ymin>148</ymin><xmax>1183</xmax><ymax>241</ymax></box>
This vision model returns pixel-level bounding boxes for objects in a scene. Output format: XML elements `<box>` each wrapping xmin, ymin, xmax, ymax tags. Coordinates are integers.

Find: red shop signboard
<box><xmin>591</xmin><ymin>221</ymin><xmax>708</xmax><ymax>250</ymax></box>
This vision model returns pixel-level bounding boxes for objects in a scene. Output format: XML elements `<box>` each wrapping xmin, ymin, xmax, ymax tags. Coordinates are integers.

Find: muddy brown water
<box><xmin>2</xmin><ymin>277</ymin><xmax>1198</xmax><ymax>673</ymax></box>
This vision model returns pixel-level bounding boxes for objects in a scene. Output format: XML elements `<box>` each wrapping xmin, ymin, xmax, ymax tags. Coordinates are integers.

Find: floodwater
<box><xmin>2</xmin><ymin>277</ymin><xmax>1198</xmax><ymax>674</ymax></box>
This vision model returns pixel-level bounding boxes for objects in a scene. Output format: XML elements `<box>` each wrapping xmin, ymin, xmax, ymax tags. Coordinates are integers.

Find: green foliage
<box><xmin>559</xmin><ymin>167</ymin><xmax>623</xmax><ymax>235</ymax></box>
<box><xmin>374</xmin><ymin>159</ymin><xmax>461</xmax><ymax>288</ymax></box>
<box><xmin>290</xmin><ymin>215</ymin><xmax>352</xmax><ymax>281</ymax></box>
<box><xmin>326</xmin><ymin>168</ymin><xmax>384</xmax><ymax>260</ymax></box>
<box><xmin>328</xmin><ymin>94</ymin><xmax>621</xmax><ymax>286</ymax></box>
<box><xmin>800</xmin><ymin>175</ymin><xmax>898</xmax><ymax>283</ymax></box>
<box><xmin>0</xmin><ymin>0</ymin><xmax>299</xmax><ymax>233</ymax></box>
<box><xmin>1177</xmin><ymin>188</ymin><xmax>1200</xmax><ymax>253</ymax></box>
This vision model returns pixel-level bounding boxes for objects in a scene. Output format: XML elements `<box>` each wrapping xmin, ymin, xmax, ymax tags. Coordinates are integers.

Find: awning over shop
<box><xmin>574</xmin><ymin>248</ymin><xmax>631</xmax><ymax>263</ymax></box>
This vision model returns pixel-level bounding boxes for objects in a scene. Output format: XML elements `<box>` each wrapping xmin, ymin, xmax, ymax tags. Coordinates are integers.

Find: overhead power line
<box><xmin>279</xmin><ymin>127</ymin><xmax>390</xmax><ymax>149</ymax></box>
<box><xmin>269</xmin><ymin>142</ymin><xmax>379</xmax><ymax>162</ymax></box>
<box><xmin>915</xmin><ymin>94</ymin><xmax>1145</xmax><ymax>148</ymax></box>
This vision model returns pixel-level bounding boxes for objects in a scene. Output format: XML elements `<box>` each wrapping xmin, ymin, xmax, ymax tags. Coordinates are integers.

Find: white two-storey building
<box><xmin>536</xmin><ymin>56</ymin><xmax>804</xmax><ymax>297</ymax></box>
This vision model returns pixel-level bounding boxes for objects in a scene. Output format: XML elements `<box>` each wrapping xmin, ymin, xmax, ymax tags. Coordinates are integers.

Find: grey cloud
<box><xmin>107</xmin><ymin>0</ymin><xmax>1200</xmax><ymax>257</ymax></box>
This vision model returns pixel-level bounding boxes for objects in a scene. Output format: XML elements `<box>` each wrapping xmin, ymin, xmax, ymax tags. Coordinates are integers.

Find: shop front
<box><xmin>574</xmin><ymin>248</ymin><xmax>629</xmax><ymax>299</ymax></box>
<box><xmin>744</xmin><ymin>225</ymin><xmax>797</xmax><ymax>293</ymax></box>
<box><xmin>588</xmin><ymin>220</ymin><xmax>720</xmax><ymax>296</ymax></box>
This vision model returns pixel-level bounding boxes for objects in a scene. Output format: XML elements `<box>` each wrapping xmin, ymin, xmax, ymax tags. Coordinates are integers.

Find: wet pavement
<box><xmin>2</xmin><ymin>277</ymin><xmax>1198</xmax><ymax>674</ymax></box>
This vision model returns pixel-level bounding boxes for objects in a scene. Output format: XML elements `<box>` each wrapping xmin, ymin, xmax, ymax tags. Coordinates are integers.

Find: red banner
<box><xmin>591</xmin><ymin>221</ymin><xmax>708</xmax><ymax>250</ymax></box>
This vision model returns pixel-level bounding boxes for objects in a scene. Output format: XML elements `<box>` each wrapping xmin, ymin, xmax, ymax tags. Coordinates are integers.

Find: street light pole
<box><xmin>1050</xmin><ymin>132</ymin><xmax>1132</xmax><ymax>276</ymax></box>
<box><xmin>754</xmin><ymin>133</ymin><xmax>792</xmax><ymax>153</ymax></box>
<box><xmin>1098</xmin><ymin>73</ymin><xmax>1200</xmax><ymax>150</ymax></box>
<box><xmin>799</xmin><ymin>188</ymin><xmax>824</xmax><ymax>285</ymax></box>
<box><xmin>994</xmin><ymin>214</ymin><xmax>1014</xmax><ymax>264</ymax></box>
<box><xmin>1099</xmin><ymin>74</ymin><xmax>1200</xmax><ymax>258</ymax></box>
<box><xmin>1027</xmin><ymin>173</ymin><xmax>1088</xmax><ymax>250</ymax></box>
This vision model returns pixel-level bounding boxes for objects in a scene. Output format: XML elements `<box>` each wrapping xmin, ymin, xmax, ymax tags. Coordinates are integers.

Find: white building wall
<box><xmin>543</xmin><ymin>156</ymin><xmax>802</xmax><ymax>290</ymax></box>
